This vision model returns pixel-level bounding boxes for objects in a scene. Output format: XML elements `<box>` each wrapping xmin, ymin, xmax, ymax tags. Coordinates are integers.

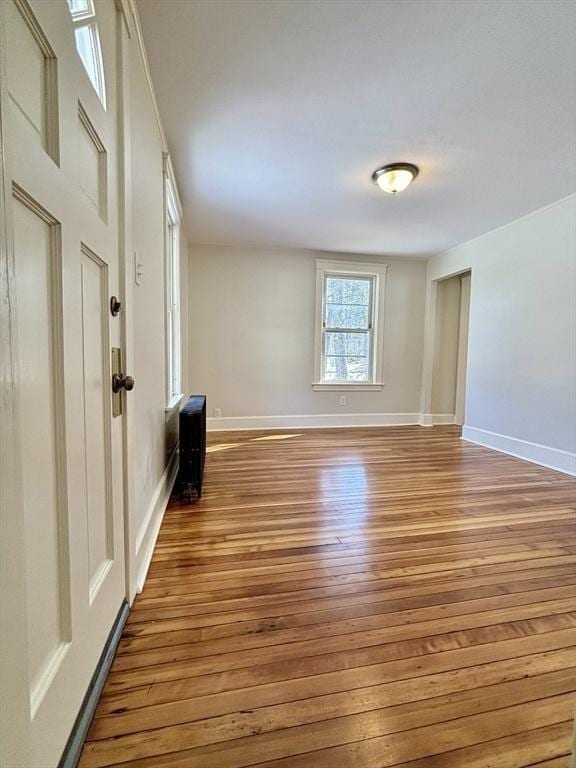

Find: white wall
<box><xmin>125</xmin><ymin>12</ymin><xmax>187</xmax><ymax>595</ymax></box>
<box><xmin>423</xmin><ymin>195</ymin><xmax>576</xmax><ymax>474</ymax></box>
<box><xmin>130</xmin><ymin>46</ymin><xmax>168</xmax><ymax>525</ymax></box>
<box><xmin>188</xmin><ymin>244</ymin><xmax>427</xmax><ymax>428</ymax></box>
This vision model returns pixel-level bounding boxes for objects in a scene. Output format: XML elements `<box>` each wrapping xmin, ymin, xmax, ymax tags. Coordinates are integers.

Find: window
<box><xmin>165</xmin><ymin>178</ymin><xmax>181</xmax><ymax>407</ymax></box>
<box><xmin>323</xmin><ymin>274</ymin><xmax>373</xmax><ymax>382</ymax></box>
<box><xmin>313</xmin><ymin>260</ymin><xmax>387</xmax><ymax>391</ymax></box>
<box><xmin>67</xmin><ymin>0</ymin><xmax>106</xmax><ymax>107</ymax></box>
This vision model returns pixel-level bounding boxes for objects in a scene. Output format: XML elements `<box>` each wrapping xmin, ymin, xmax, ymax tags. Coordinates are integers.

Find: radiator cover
<box><xmin>177</xmin><ymin>395</ymin><xmax>206</xmax><ymax>502</ymax></box>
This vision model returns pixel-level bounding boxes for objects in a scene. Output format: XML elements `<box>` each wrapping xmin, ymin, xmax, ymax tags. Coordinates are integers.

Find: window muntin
<box><xmin>67</xmin><ymin>0</ymin><xmax>106</xmax><ymax>107</ymax></box>
<box><xmin>321</xmin><ymin>274</ymin><xmax>375</xmax><ymax>383</ymax></box>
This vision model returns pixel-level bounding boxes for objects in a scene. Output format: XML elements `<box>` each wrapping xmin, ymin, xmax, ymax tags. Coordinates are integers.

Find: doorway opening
<box><xmin>431</xmin><ymin>271</ymin><xmax>471</xmax><ymax>426</ymax></box>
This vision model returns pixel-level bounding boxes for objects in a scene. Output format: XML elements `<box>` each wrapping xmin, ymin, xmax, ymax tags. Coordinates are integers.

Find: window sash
<box><xmin>165</xmin><ymin>164</ymin><xmax>181</xmax><ymax>404</ymax></box>
<box><xmin>166</xmin><ymin>220</ymin><xmax>180</xmax><ymax>401</ymax></box>
<box><xmin>321</xmin><ymin>274</ymin><xmax>375</xmax><ymax>383</ymax></box>
<box><xmin>323</xmin><ymin>273</ymin><xmax>373</xmax><ymax>331</ymax></box>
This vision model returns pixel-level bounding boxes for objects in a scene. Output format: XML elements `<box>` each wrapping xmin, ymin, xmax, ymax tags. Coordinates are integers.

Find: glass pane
<box><xmin>74</xmin><ymin>23</ymin><xmax>106</xmax><ymax>106</ymax></box>
<box><xmin>324</xmin><ymin>276</ymin><xmax>371</xmax><ymax>329</ymax></box>
<box><xmin>325</xmin><ymin>276</ymin><xmax>370</xmax><ymax>305</ymax></box>
<box><xmin>324</xmin><ymin>356</ymin><xmax>370</xmax><ymax>382</ymax></box>
<box><xmin>170</xmin><ymin>229</ymin><xmax>179</xmax><ymax>306</ymax></box>
<box><xmin>324</xmin><ymin>332</ymin><xmax>370</xmax><ymax>381</ymax></box>
<box><xmin>67</xmin><ymin>0</ymin><xmax>94</xmax><ymax>20</ymax></box>
<box><xmin>325</xmin><ymin>303</ymin><xmax>368</xmax><ymax>329</ymax></box>
<box><xmin>325</xmin><ymin>332</ymin><xmax>368</xmax><ymax>357</ymax></box>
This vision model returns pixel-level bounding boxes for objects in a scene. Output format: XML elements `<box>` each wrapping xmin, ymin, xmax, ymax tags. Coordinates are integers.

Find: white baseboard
<box><xmin>419</xmin><ymin>413</ymin><xmax>455</xmax><ymax>426</ymax></box>
<box><xmin>462</xmin><ymin>425</ymin><xmax>576</xmax><ymax>476</ymax></box>
<box><xmin>207</xmin><ymin>413</ymin><xmax>457</xmax><ymax>432</ymax></box>
<box><xmin>207</xmin><ymin>413</ymin><xmax>421</xmax><ymax>431</ymax></box>
<box><xmin>134</xmin><ymin>447</ymin><xmax>179</xmax><ymax>593</ymax></box>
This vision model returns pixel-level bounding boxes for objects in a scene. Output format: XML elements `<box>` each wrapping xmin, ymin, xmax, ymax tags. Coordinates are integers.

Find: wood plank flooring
<box><xmin>80</xmin><ymin>426</ymin><xmax>576</xmax><ymax>767</ymax></box>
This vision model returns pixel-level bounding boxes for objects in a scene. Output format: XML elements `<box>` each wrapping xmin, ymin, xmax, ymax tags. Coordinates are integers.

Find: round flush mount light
<box><xmin>371</xmin><ymin>162</ymin><xmax>419</xmax><ymax>194</ymax></box>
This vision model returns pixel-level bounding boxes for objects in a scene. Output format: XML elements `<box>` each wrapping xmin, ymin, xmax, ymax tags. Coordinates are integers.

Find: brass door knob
<box><xmin>112</xmin><ymin>373</ymin><xmax>135</xmax><ymax>393</ymax></box>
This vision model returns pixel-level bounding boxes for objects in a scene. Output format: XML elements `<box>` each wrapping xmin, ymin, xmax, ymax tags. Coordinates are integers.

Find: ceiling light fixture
<box><xmin>371</xmin><ymin>163</ymin><xmax>419</xmax><ymax>194</ymax></box>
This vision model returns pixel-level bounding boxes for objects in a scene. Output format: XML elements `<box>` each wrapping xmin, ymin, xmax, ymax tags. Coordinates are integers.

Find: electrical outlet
<box><xmin>214</xmin><ymin>407</ymin><xmax>222</xmax><ymax>417</ymax></box>
<box><xmin>339</xmin><ymin>395</ymin><xmax>346</xmax><ymax>406</ymax></box>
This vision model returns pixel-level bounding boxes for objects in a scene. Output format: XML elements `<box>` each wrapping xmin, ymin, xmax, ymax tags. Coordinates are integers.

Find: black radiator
<box><xmin>177</xmin><ymin>395</ymin><xmax>206</xmax><ymax>502</ymax></box>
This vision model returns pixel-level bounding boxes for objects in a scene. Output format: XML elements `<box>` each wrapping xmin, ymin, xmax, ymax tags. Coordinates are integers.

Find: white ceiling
<box><xmin>137</xmin><ymin>0</ymin><xmax>576</xmax><ymax>256</ymax></box>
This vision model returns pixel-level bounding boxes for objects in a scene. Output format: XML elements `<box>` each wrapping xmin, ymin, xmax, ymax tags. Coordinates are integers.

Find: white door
<box><xmin>0</xmin><ymin>1</ymin><xmax>127</xmax><ymax>765</ymax></box>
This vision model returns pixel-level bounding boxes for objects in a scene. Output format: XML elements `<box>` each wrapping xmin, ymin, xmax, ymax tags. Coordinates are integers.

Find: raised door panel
<box><xmin>78</xmin><ymin>104</ymin><xmax>107</xmax><ymax>220</ymax></box>
<box><xmin>80</xmin><ymin>246</ymin><xmax>114</xmax><ymax>602</ymax></box>
<box><xmin>12</xmin><ymin>190</ymin><xmax>71</xmax><ymax>716</ymax></box>
<box><xmin>5</xmin><ymin>0</ymin><xmax>58</xmax><ymax>161</ymax></box>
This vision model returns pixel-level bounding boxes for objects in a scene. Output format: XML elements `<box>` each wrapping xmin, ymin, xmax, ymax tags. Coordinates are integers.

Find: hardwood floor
<box><xmin>80</xmin><ymin>426</ymin><xmax>576</xmax><ymax>767</ymax></box>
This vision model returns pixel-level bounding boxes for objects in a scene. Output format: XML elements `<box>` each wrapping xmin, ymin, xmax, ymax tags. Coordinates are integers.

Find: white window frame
<box><xmin>313</xmin><ymin>259</ymin><xmax>388</xmax><ymax>391</ymax></box>
<box><xmin>68</xmin><ymin>0</ymin><xmax>96</xmax><ymax>22</ymax></box>
<box><xmin>67</xmin><ymin>0</ymin><xmax>106</xmax><ymax>107</ymax></box>
<box><xmin>165</xmin><ymin>175</ymin><xmax>182</xmax><ymax>409</ymax></box>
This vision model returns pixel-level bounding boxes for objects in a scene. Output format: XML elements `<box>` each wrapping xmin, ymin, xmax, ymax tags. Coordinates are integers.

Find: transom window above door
<box><xmin>313</xmin><ymin>260</ymin><xmax>388</xmax><ymax>391</ymax></box>
<box><xmin>67</xmin><ymin>0</ymin><xmax>106</xmax><ymax>107</ymax></box>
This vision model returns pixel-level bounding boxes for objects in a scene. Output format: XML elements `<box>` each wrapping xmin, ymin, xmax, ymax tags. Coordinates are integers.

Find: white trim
<box><xmin>315</xmin><ymin>259</ymin><xmax>389</xmax><ymax>275</ymax></box>
<box><xmin>116</xmin><ymin>6</ymin><xmax>136</xmax><ymax>602</ymax></box>
<box><xmin>462</xmin><ymin>425</ymin><xmax>576</xmax><ymax>476</ymax></box>
<box><xmin>165</xmin><ymin>393</ymin><xmax>184</xmax><ymax>413</ymax></box>
<box><xmin>314</xmin><ymin>259</ymin><xmax>388</xmax><ymax>388</ymax></box>
<box><xmin>208</xmin><ymin>413</ymin><xmax>458</xmax><ymax>431</ymax></box>
<box><xmin>312</xmin><ymin>382</ymin><xmax>384</xmax><ymax>391</ymax></box>
<box><xmin>207</xmin><ymin>413</ymin><xmax>421</xmax><ymax>431</ymax></box>
<box><xmin>454</xmin><ymin>274</ymin><xmax>471</xmax><ymax>425</ymax></box>
<box><xmin>164</xmin><ymin>161</ymin><xmax>181</xmax><ymax>407</ymax></box>
<box><xmin>419</xmin><ymin>413</ymin><xmax>455</xmax><ymax>426</ymax></box>
<box><xmin>432</xmin><ymin>413</ymin><xmax>456</xmax><ymax>425</ymax></box>
<box><xmin>164</xmin><ymin>154</ymin><xmax>183</xmax><ymax>223</ymax></box>
<box><xmin>134</xmin><ymin>447</ymin><xmax>179</xmax><ymax>594</ymax></box>
<box><xmin>67</xmin><ymin>0</ymin><xmax>95</xmax><ymax>23</ymax></box>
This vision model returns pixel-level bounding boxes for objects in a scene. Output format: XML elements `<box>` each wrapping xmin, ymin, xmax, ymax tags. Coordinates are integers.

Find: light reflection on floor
<box><xmin>206</xmin><ymin>433</ymin><xmax>301</xmax><ymax>454</ymax></box>
<box><xmin>320</xmin><ymin>462</ymin><xmax>368</xmax><ymax>521</ymax></box>
<box><xmin>205</xmin><ymin>443</ymin><xmax>237</xmax><ymax>454</ymax></box>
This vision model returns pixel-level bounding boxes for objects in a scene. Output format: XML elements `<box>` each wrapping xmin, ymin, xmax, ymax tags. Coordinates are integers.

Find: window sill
<box><xmin>312</xmin><ymin>382</ymin><xmax>384</xmax><ymax>391</ymax></box>
<box><xmin>165</xmin><ymin>393</ymin><xmax>184</xmax><ymax>413</ymax></box>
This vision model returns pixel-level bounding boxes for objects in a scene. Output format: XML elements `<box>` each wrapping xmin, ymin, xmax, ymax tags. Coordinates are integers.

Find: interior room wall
<box><xmin>126</xmin><ymin>18</ymin><xmax>186</xmax><ymax>593</ymax></box>
<box><xmin>431</xmin><ymin>275</ymin><xmax>462</xmax><ymax>417</ymax></box>
<box><xmin>187</xmin><ymin>244</ymin><xmax>428</xmax><ymax>428</ymax></box>
<box><xmin>422</xmin><ymin>195</ymin><xmax>576</xmax><ymax>474</ymax></box>
<box><xmin>130</xmin><ymin>43</ymin><xmax>166</xmax><ymax>516</ymax></box>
